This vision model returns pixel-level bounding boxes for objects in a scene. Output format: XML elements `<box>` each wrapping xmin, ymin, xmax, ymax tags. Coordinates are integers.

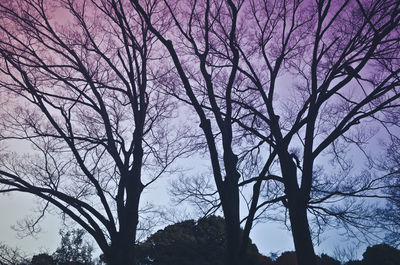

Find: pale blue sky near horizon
<box><xmin>0</xmin><ymin>183</ymin><xmax>368</xmax><ymax>261</ymax></box>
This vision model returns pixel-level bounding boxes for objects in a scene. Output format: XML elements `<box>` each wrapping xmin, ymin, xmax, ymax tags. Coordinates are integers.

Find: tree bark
<box><xmin>288</xmin><ymin>203</ymin><xmax>316</xmax><ymax>265</ymax></box>
<box><xmin>103</xmin><ymin>236</ymin><xmax>135</xmax><ymax>265</ymax></box>
<box><xmin>221</xmin><ymin>183</ymin><xmax>242</xmax><ymax>265</ymax></box>
<box><xmin>106</xmin><ymin>174</ymin><xmax>142</xmax><ymax>265</ymax></box>
<box><xmin>280</xmin><ymin>154</ymin><xmax>316</xmax><ymax>265</ymax></box>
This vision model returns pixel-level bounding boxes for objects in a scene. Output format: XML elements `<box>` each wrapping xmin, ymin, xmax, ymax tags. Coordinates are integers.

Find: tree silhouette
<box><xmin>129</xmin><ymin>1</ymin><xmax>400</xmax><ymax>265</ymax></box>
<box><xmin>0</xmin><ymin>1</ymin><xmax>399</xmax><ymax>265</ymax></box>
<box><xmin>362</xmin><ymin>244</ymin><xmax>400</xmax><ymax>265</ymax></box>
<box><xmin>230</xmin><ymin>1</ymin><xmax>400</xmax><ymax>263</ymax></box>
<box><xmin>377</xmin><ymin>138</ymin><xmax>400</xmax><ymax>246</ymax></box>
<box><xmin>345</xmin><ymin>261</ymin><xmax>363</xmax><ymax>265</ymax></box>
<box><xmin>0</xmin><ymin>1</ymin><xmax>188</xmax><ymax>264</ymax></box>
<box><xmin>129</xmin><ymin>1</ymin><xmax>286</xmax><ymax>264</ymax></box>
<box><xmin>0</xmin><ymin>243</ymin><xmax>27</xmax><ymax>265</ymax></box>
<box><xmin>344</xmin><ymin>244</ymin><xmax>400</xmax><ymax>265</ymax></box>
<box><xmin>317</xmin><ymin>254</ymin><xmax>340</xmax><ymax>265</ymax></box>
<box><xmin>53</xmin><ymin>229</ymin><xmax>93</xmax><ymax>265</ymax></box>
<box><xmin>275</xmin><ymin>252</ymin><xmax>298</xmax><ymax>265</ymax></box>
<box><xmin>30</xmin><ymin>254</ymin><xmax>55</xmax><ymax>265</ymax></box>
<box><xmin>136</xmin><ymin>215</ymin><xmax>267</xmax><ymax>265</ymax></box>
<box><xmin>273</xmin><ymin>252</ymin><xmax>340</xmax><ymax>265</ymax></box>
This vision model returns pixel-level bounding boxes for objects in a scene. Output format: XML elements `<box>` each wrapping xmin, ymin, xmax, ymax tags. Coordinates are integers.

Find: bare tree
<box><xmin>376</xmin><ymin>137</ymin><xmax>400</xmax><ymax>247</ymax></box>
<box><xmin>231</xmin><ymin>0</ymin><xmax>400</xmax><ymax>265</ymax></box>
<box><xmin>0</xmin><ymin>243</ymin><xmax>27</xmax><ymax>265</ymax></box>
<box><xmin>0</xmin><ymin>1</ymin><xmax>187</xmax><ymax>264</ymax></box>
<box><xmin>129</xmin><ymin>1</ymin><xmax>286</xmax><ymax>265</ymax></box>
<box><xmin>131</xmin><ymin>0</ymin><xmax>400</xmax><ymax>265</ymax></box>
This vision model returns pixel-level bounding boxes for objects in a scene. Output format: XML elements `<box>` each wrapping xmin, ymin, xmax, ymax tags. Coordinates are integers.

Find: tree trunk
<box><xmin>288</xmin><ymin>204</ymin><xmax>316</xmax><ymax>265</ymax></box>
<box><xmin>106</xmin><ymin>175</ymin><xmax>142</xmax><ymax>265</ymax></box>
<box><xmin>220</xmin><ymin>181</ymin><xmax>242</xmax><ymax>265</ymax></box>
<box><xmin>103</xmin><ymin>237</ymin><xmax>135</xmax><ymax>265</ymax></box>
<box><xmin>224</xmin><ymin>213</ymin><xmax>241</xmax><ymax>265</ymax></box>
<box><xmin>280</xmin><ymin>153</ymin><xmax>316</xmax><ymax>265</ymax></box>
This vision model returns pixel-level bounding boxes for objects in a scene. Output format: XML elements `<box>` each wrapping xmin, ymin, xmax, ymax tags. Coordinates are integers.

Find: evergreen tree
<box><xmin>53</xmin><ymin>229</ymin><xmax>94</xmax><ymax>265</ymax></box>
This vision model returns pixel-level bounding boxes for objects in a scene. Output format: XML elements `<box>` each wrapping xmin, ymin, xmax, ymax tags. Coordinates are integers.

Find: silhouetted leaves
<box><xmin>362</xmin><ymin>244</ymin><xmax>400</xmax><ymax>265</ymax></box>
<box><xmin>136</xmin><ymin>216</ymin><xmax>266</xmax><ymax>265</ymax></box>
<box><xmin>30</xmin><ymin>254</ymin><xmax>55</xmax><ymax>265</ymax></box>
<box><xmin>53</xmin><ymin>229</ymin><xmax>93</xmax><ymax>265</ymax></box>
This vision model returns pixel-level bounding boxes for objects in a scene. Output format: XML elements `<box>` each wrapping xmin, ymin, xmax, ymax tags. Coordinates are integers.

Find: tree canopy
<box><xmin>136</xmin><ymin>216</ymin><xmax>266</xmax><ymax>265</ymax></box>
<box><xmin>344</xmin><ymin>244</ymin><xmax>400</xmax><ymax>265</ymax></box>
<box><xmin>53</xmin><ymin>229</ymin><xmax>94</xmax><ymax>265</ymax></box>
<box><xmin>0</xmin><ymin>0</ymin><xmax>188</xmax><ymax>264</ymax></box>
<box><xmin>0</xmin><ymin>0</ymin><xmax>399</xmax><ymax>265</ymax></box>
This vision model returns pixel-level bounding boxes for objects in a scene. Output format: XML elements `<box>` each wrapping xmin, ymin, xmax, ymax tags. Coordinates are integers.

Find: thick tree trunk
<box><xmin>223</xmin><ymin>207</ymin><xmax>241</xmax><ymax>265</ymax></box>
<box><xmin>106</xmin><ymin>174</ymin><xmax>142</xmax><ymax>265</ymax></box>
<box><xmin>104</xmin><ymin>233</ymin><xmax>136</xmax><ymax>265</ymax></box>
<box><xmin>288</xmin><ymin>204</ymin><xmax>316</xmax><ymax>265</ymax></box>
<box><xmin>220</xmin><ymin>180</ymin><xmax>242</xmax><ymax>265</ymax></box>
<box><xmin>280</xmin><ymin>155</ymin><xmax>316</xmax><ymax>265</ymax></box>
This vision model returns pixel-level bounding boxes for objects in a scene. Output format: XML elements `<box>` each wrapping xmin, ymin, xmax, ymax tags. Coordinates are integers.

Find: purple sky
<box><xmin>0</xmin><ymin>0</ymin><xmax>397</xmax><ymax>262</ymax></box>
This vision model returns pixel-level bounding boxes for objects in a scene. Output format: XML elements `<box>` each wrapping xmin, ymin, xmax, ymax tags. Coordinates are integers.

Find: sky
<box><xmin>0</xmin><ymin>181</ymin><xmax>366</xmax><ymax>261</ymax></box>
<box><xmin>0</xmin><ymin>0</ymin><xmax>397</xmax><ymax>263</ymax></box>
<box><xmin>0</xmin><ymin>193</ymin><xmax>60</xmax><ymax>255</ymax></box>
<box><xmin>0</xmin><ymin>192</ymin><xmax>290</xmax><ymax>256</ymax></box>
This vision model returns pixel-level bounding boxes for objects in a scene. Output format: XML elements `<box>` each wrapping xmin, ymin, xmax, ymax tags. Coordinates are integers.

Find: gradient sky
<box><xmin>0</xmin><ymin>0</ymin><xmax>396</xmax><ymax>263</ymax></box>
<box><xmin>0</xmin><ymin>182</ymin><xmax>366</xmax><ymax>260</ymax></box>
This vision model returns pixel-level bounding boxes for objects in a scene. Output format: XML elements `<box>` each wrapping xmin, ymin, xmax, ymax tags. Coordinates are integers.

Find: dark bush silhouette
<box><xmin>275</xmin><ymin>252</ymin><xmax>297</xmax><ymax>265</ymax></box>
<box><xmin>136</xmin><ymin>216</ymin><xmax>267</xmax><ymax>265</ymax></box>
<box><xmin>258</xmin><ymin>256</ymin><xmax>274</xmax><ymax>265</ymax></box>
<box><xmin>345</xmin><ymin>261</ymin><xmax>363</xmax><ymax>265</ymax></box>
<box><xmin>273</xmin><ymin>251</ymin><xmax>340</xmax><ymax>265</ymax></box>
<box><xmin>362</xmin><ymin>244</ymin><xmax>400</xmax><ymax>265</ymax></box>
<box><xmin>316</xmin><ymin>254</ymin><xmax>340</xmax><ymax>265</ymax></box>
<box><xmin>31</xmin><ymin>253</ymin><xmax>55</xmax><ymax>265</ymax></box>
<box><xmin>343</xmin><ymin>244</ymin><xmax>400</xmax><ymax>265</ymax></box>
